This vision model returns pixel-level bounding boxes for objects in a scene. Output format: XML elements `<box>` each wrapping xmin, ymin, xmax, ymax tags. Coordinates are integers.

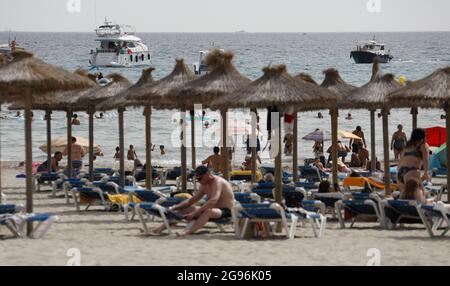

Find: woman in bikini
<box><xmin>397</xmin><ymin>128</ymin><xmax>430</xmax><ymax>194</ymax></box>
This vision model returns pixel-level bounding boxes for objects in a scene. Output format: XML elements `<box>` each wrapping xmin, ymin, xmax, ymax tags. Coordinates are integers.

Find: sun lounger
<box><xmin>233</xmin><ymin>202</ymin><xmax>326</xmax><ymax>239</ymax></box>
<box><xmin>299</xmin><ymin>166</ymin><xmax>328</xmax><ymax>183</ymax></box>
<box><xmin>0</xmin><ymin>212</ymin><xmax>58</xmax><ymax>239</ymax></box>
<box><xmin>418</xmin><ymin>203</ymin><xmax>450</xmax><ymax>237</ymax></box>
<box><xmin>61</xmin><ymin>178</ymin><xmax>88</xmax><ymax>204</ymax></box>
<box><xmin>234</xmin><ymin>192</ymin><xmax>261</xmax><ymax>204</ymax></box>
<box><xmin>71</xmin><ymin>186</ymin><xmax>114</xmax><ymax>211</ymax></box>
<box><xmin>335</xmin><ymin>192</ymin><xmax>383</xmax><ymax>228</ymax></box>
<box><xmin>380</xmin><ymin>199</ymin><xmax>429</xmax><ymax>231</ymax></box>
<box><xmin>34</xmin><ymin>172</ymin><xmax>62</xmax><ymax>193</ymax></box>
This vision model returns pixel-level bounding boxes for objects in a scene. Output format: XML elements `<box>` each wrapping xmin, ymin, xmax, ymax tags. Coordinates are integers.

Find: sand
<box><xmin>0</xmin><ymin>163</ymin><xmax>449</xmax><ymax>266</ymax></box>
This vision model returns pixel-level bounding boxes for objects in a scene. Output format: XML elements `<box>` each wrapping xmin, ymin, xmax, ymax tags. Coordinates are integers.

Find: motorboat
<box><xmin>350</xmin><ymin>37</ymin><xmax>393</xmax><ymax>64</ymax></box>
<box><xmin>89</xmin><ymin>17</ymin><xmax>150</xmax><ymax>68</ymax></box>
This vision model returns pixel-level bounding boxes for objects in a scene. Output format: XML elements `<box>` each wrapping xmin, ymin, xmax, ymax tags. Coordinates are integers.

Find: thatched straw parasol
<box><xmin>388</xmin><ymin>67</ymin><xmax>450</xmax><ymax>201</ymax></box>
<box><xmin>212</xmin><ymin>65</ymin><xmax>338</xmax><ymax>203</ymax></box>
<box><xmin>97</xmin><ymin>67</ymin><xmax>157</xmax><ymax>189</ymax></box>
<box><xmin>171</xmin><ymin>50</ymin><xmax>251</xmax><ymax>186</ymax></box>
<box><xmin>142</xmin><ymin>59</ymin><xmax>199</xmax><ymax>186</ymax></box>
<box><xmin>0</xmin><ymin>51</ymin><xmax>95</xmax><ymax>232</ymax></box>
<box><xmin>321</xmin><ymin>68</ymin><xmax>356</xmax><ymax>97</ymax></box>
<box><xmin>387</xmin><ymin>67</ymin><xmax>450</xmax><ymax>108</ymax></box>
<box><xmin>73</xmin><ymin>74</ymin><xmax>132</xmax><ymax>181</ymax></box>
<box><xmin>344</xmin><ymin>61</ymin><xmax>401</xmax><ymax>194</ymax></box>
<box><xmin>297</xmin><ymin>73</ymin><xmax>318</xmax><ymax>85</ymax></box>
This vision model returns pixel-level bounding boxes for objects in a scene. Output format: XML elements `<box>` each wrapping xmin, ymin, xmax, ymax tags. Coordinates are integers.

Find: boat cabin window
<box><xmin>140</xmin><ymin>54</ymin><xmax>145</xmax><ymax>61</ymax></box>
<box><xmin>127</xmin><ymin>42</ymin><xmax>136</xmax><ymax>48</ymax></box>
<box><xmin>130</xmin><ymin>55</ymin><xmax>133</xmax><ymax>61</ymax></box>
<box><xmin>147</xmin><ymin>54</ymin><xmax>150</xmax><ymax>60</ymax></box>
<box><xmin>135</xmin><ymin>56</ymin><xmax>138</xmax><ymax>63</ymax></box>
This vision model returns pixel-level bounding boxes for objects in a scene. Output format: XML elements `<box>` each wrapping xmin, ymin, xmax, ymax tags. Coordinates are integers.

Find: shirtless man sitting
<box><xmin>151</xmin><ymin>166</ymin><xmax>235</xmax><ymax>236</ymax></box>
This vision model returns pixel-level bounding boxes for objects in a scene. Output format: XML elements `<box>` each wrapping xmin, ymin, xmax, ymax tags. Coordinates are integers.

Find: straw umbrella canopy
<box><xmin>388</xmin><ymin>67</ymin><xmax>450</xmax><ymax>201</ymax></box>
<box><xmin>319</xmin><ymin>69</ymin><xmax>357</xmax><ymax>182</ymax></box>
<box><xmin>167</xmin><ymin>50</ymin><xmax>251</xmax><ymax>190</ymax></box>
<box><xmin>0</xmin><ymin>51</ymin><xmax>95</xmax><ymax>233</ymax></box>
<box><xmin>212</xmin><ymin>65</ymin><xmax>338</xmax><ymax>203</ymax></box>
<box><xmin>343</xmin><ymin>62</ymin><xmax>401</xmax><ymax>194</ymax></box>
<box><xmin>97</xmin><ymin>67</ymin><xmax>157</xmax><ymax>189</ymax></box>
<box><xmin>297</xmin><ymin>73</ymin><xmax>318</xmax><ymax>85</ymax></box>
<box><xmin>321</xmin><ymin>68</ymin><xmax>356</xmax><ymax>96</ymax></box>
<box><xmin>72</xmin><ymin>74</ymin><xmax>132</xmax><ymax>181</ymax></box>
<box><xmin>139</xmin><ymin>59</ymin><xmax>200</xmax><ymax>184</ymax></box>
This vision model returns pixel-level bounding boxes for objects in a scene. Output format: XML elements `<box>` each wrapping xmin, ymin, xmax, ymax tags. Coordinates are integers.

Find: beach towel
<box><xmin>107</xmin><ymin>194</ymin><xmax>142</xmax><ymax>205</ymax></box>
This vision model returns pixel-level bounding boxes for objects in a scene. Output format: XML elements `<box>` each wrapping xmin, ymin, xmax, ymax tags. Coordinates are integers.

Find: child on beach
<box><xmin>127</xmin><ymin>145</ymin><xmax>138</xmax><ymax>161</ymax></box>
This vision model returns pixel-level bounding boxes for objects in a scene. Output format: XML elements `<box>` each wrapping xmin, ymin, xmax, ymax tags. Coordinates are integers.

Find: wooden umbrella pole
<box><xmin>88</xmin><ymin>107</ymin><xmax>94</xmax><ymax>181</ymax></box>
<box><xmin>46</xmin><ymin>110</ymin><xmax>52</xmax><ymax>174</ymax></box>
<box><xmin>293</xmin><ymin>111</ymin><xmax>299</xmax><ymax>182</ymax></box>
<box><xmin>24</xmin><ymin>92</ymin><xmax>33</xmax><ymax>235</ymax></box>
<box><xmin>250</xmin><ymin>108</ymin><xmax>257</xmax><ymax>184</ymax></box>
<box><xmin>370</xmin><ymin>110</ymin><xmax>376</xmax><ymax>173</ymax></box>
<box><xmin>330</xmin><ymin>108</ymin><xmax>339</xmax><ymax>184</ymax></box>
<box><xmin>181</xmin><ymin>109</ymin><xmax>187</xmax><ymax>192</ymax></box>
<box><xmin>0</xmin><ymin>105</ymin><xmax>1</xmax><ymax>203</ymax></box>
<box><xmin>67</xmin><ymin>110</ymin><xmax>73</xmax><ymax>179</ymax></box>
<box><xmin>446</xmin><ymin>105</ymin><xmax>450</xmax><ymax>203</ymax></box>
<box><xmin>411</xmin><ymin>107</ymin><xmax>418</xmax><ymax>130</ymax></box>
<box><xmin>275</xmin><ymin>111</ymin><xmax>283</xmax><ymax>204</ymax></box>
<box><xmin>190</xmin><ymin>109</ymin><xmax>196</xmax><ymax>169</ymax></box>
<box><xmin>145</xmin><ymin>107</ymin><xmax>152</xmax><ymax>190</ymax></box>
<box><xmin>118</xmin><ymin>108</ymin><xmax>125</xmax><ymax>188</ymax></box>
<box><xmin>382</xmin><ymin>108</ymin><xmax>391</xmax><ymax>195</ymax></box>
<box><xmin>221</xmin><ymin>109</ymin><xmax>229</xmax><ymax>180</ymax></box>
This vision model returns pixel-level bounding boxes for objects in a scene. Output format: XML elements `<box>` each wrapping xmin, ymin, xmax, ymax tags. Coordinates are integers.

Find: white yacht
<box><xmin>89</xmin><ymin>18</ymin><xmax>151</xmax><ymax>68</ymax></box>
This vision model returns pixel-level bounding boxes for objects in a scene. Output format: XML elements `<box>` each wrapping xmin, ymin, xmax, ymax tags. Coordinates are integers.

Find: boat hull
<box><xmin>90</xmin><ymin>51</ymin><xmax>151</xmax><ymax>68</ymax></box>
<box><xmin>350</xmin><ymin>51</ymin><xmax>393</xmax><ymax>64</ymax></box>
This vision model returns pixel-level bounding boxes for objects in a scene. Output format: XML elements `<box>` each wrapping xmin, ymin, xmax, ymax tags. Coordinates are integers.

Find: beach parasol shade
<box><xmin>73</xmin><ymin>73</ymin><xmax>132</xmax><ymax>110</ymax></box>
<box><xmin>0</xmin><ymin>51</ymin><xmax>95</xmax><ymax>101</ymax></box>
<box><xmin>341</xmin><ymin>60</ymin><xmax>400</xmax><ymax>109</ymax></box>
<box><xmin>136</xmin><ymin>59</ymin><xmax>197</xmax><ymax>107</ymax></box>
<box><xmin>212</xmin><ymin>65</ymin><xmax>338</xmax><ymax>110</ymax></box>
<box><xmin>321</xmin><ymin>68</ymin><xmax>356</xmax><ymax>97</ymax></box>
<box><xmin>297</xmin><ymin>73</ymin><xmax>318</xmax><ymax>85</ymax></box>
<box><xmin>302</xmin><ymin>129</ymin><xmax>361</xmax><ymax>141</ymax></box>
<box><xmin>426</xmin><ymin>126</ymin><xmax>446</xmax><ymax>147</ymax></box>
<box><xmin>96</xmin><ymin>67</ymin><xmax>156</xmax><ymax>111</ymax></box>
<box><xmin>39</xmin><ymin>136</ymin><xmax>103</xmax><ymax>156</ymax></box>
<box><xmin>387</xmin><ymin>67</ymin><xmax>450</xmax><ymax>108</ymax></box>
<box><xmin>0</xmin><ymin>51</ymin><xmax>96</xmax><ymax>232</ymax></box>
<box><xmin>174</xmin><ymin>49</ymin><xmax>251</xmax><ymax>109</ymax></box>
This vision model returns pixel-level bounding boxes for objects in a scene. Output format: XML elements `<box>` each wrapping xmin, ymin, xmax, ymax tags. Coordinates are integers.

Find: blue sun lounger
<box><xmin>418</xmin><ymin>203</ymin><xmax>450</xmax><ymax>237</ymax></box>
<box><xmin>0</xmin><ymin>208</ymin><xmax>58</xmax><ymax>239</ymax></box>
<box><xmin>335</xmin><ymin>192</ymin><xmax>383</xmax><ymax>228</ymax></box>
<box><xmin>34</xmin><ymin>172</ymin><xmax>62</xmax><ymax>193</ymax></box>
<box><xmin>71</xmin><ymin>187</ymin><xmax>113</xmax><ymax>211</ymax></box>
<box><xmin>233</xmin><ymin>202</ymin><xmax>326</xmax><ymax>239</ymax></box>
<box><xmin>380</xmin><ymin>199</ymin><xmax>426</xmax><ymax>231</ymax></box>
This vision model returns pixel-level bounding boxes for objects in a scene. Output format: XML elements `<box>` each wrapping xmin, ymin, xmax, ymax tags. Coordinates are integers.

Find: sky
<box><xmin>0</xmin><ymin>0</ymin><xmax>449</xmax><ymax>32</ymax></box>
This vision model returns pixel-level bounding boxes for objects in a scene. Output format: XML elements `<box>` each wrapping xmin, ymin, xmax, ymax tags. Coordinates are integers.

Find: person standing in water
<box><xmin>391</xmin><ymin>124</ymin><xmax>407</xmax><ymax>160</ymax></box>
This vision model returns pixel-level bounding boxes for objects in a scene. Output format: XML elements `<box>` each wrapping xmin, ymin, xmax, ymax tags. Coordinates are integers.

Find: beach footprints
<box><xmin>66</xmin><ymin>248</ymin><xmax>81</xmax><ymax>266</ymax></box>
<box><xmin>366</xmin><ymin>0</ymin><xmax>381</xmax><ymax>13</ymax></box>
<box><xmin>366</xmin><ymin>248</ymin><xmax>381</xmax><ymax>266</ymax></box>
<box><xmin>66</xmin><ymin>0</ymin><xmax>81</xmax><ymax>13</ymax></box>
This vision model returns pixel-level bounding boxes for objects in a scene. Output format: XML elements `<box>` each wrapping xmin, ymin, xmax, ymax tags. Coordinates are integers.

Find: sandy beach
<box><xmin>1</xmin><ymin>163</ymin><xmax>449</xmax><ymax>266</ymax></box>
